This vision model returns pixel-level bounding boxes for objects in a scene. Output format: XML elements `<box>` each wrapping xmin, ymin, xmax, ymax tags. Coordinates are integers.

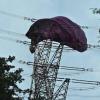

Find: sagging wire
<box><xmin>0</xmin><ymin>28</ymin><xmax>100</xmax><ymax>48</ymax></box>
<box><xmin>57</xmin><ymin>78</ymin><xmax>100</xmax><ymax>86</ymax></box>
<box><xmin>0</xmin><ymin>27</ymin><xmax>100</xmax><ymax>47</ymax></box>
<box><xmin>69</xmin><ymin>94</ymin><xmax>100</xmax><ymax>98</ymax></box>
<box><xmin>0</xmin><ymin>28</ymin><xmax>100</xmax><ymax>52</ymax></box>
<box><xmin>0</xmin><ymin>35</ymin><xmax>74</xmax><ymax>52</ymax></box>
<box><xmin>55</xmin><ymin>84</ymin><xmax>97</xmax><ymax>91</ymax></box>
<box><xmin>0</xmin><ymin>33</ymin><xmax>72</xmax><ymax>51</ymax></box>
<box><xmin>4</xmin><ymin>57</ymin><xmax>100</xmax><ymax>86</ymax></box>
<box><xmin>19</xmin><ymin>94</ymin><xmax>100</xmax><ymax>99</ymax></box>
<box><xmin>0</xmin><ymin>10</ymin><xmax>100</xmax><ymax>30</ymax></box>
<box><xmin>58</xmin><ymin>72</ymin><xmax>82</xmax><ymax>76</ymax></box>
<box><xmin>0</xmin><ymin>72</ymin><xmax>100</xmax><ymax>86</ymax></box>
<box><xmin>71</xmin><ymin>79</ymin><xmax>100</xmax><ymax>85</ymax></box>
<box><xmin>0</xmin><ymin>28</ymin><xmax>25</xmax><ymax>37</ymax></box>
<box><xmin>60</xmin><ymin>65</ymin><xmax>93</xmax><ymax>72</ymax></box>
<box><xmin>1</xmin><ymin>33</ymin><xmax>100</xmax><ymax>52</ymax></box>
<box><xmin>8</xmin><ymin>57</ymin><xmax>100</xmax><ymax>74</ymax></box>
<box><xmin>17</xmin><ymin>59</ymin><xmax>94</xmax><ymax>73</ymax></box>
<box><xmin>17</xmin><ymin>60</ymin><xmax>100</xmax><ymax>76</ymax></box>
<box><xmin>10</xmin><ymin>71</ymin><xmax>100</xmax><ymax>92</ymax></box>
<box><xmin>0</xmin><ymin>35</ymin><xmax>30</xmax><ymax>45</ymax></box>
<box><xmin>0</xmin><ymin>29</ymin><xmax>99</xmax><ymax>45</ymax></box>
<box><xmin>0</xmin><ymin>10</ymin><xmax>37</xmax><ymax>22</ymax></box>
<box><xmin>10</xmin><ymin>59</ymin><xmax>95</xmax><ymax>77</ymax></box>
<box><xmin>20</xmin><ymin>71</ymin><xmax>100</xmax><ymax>86</ymax></box>
<box><xmin>69</xmin><ymin>86</ymin><xmax>96</xmax><ymax>91</ymax></box>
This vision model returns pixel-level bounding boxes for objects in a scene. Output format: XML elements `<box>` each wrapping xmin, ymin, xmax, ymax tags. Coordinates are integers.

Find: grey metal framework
<box><xmin>29</xmin><ymin>40</ymin><xmax>70</xmax><ymax>100</ymax></box>
<box><xmin>53</xmin><ymin>78</ymin><xmax>70</xmax><ymax>100</ymax></box>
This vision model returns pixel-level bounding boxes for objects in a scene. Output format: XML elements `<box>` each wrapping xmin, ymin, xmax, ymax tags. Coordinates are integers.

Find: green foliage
<box><xmin>0</xmin><ymin>56</ymin><xmax>29</xmax><ymax>100</ymax></box>
<box><xmin>90</xmin><ymin>8</ymin><xmax>100</xmax><ymax>14</ymax></box>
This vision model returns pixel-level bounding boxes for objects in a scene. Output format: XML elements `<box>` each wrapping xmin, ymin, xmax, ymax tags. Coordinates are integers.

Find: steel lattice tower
<box><xmin>53</xmin><ymin>78</ymin><xmax>70</xmax><ymax>100</ymax></box>
<box><xmin>29</xmin><ymin>40</ymin><xmax>70</xmax><ymax>100</ymax></box>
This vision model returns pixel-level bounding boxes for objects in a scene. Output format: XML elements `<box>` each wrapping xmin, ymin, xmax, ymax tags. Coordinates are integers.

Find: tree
<box><xmin>90</xmin><ymin>8</ymin><xmax>100</xmax><ymax>14</ymax></box>
<box><xmin>90</xmin><ymin>8</ymin><xmax>100</xmax><ymax>43</ymax></box>
<box><xmin>0</xmin><ymin>56</ymin><xmax>29</xmax><ymax>100</ymax></box>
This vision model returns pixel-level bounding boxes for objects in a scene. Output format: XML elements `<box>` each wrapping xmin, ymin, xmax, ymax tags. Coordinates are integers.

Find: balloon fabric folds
<box><xmin>26</xmin><ymin>16</ymin><xmax>87</xmax><ymax>52</ymax></box>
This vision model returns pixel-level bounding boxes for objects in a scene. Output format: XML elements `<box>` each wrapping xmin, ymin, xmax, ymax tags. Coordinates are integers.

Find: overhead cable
<box><xmin>18</xmin><ymin>60</ymin><xmax>94</xmax><ymax>72</ymax></box>
<box><xmin>0</xmin><ymin>35</ymin><xmax>100</xmax><ymax>51</ymax></box>
<box><xmin>57</xmin><ymin>78</ymin><xmax>100</xmax><ymax>86</ymax></box>
<box><xmin>0</xmin><ymin>10</ymin><xmax>100</xmax><ymax>30</ymax></box>
<box><xmin>0</xmin><ymin>10</ymin><xmax>37</xmax><ymax>22</ymax></box>
<box><xmin>0</xmin><ymin>28</ymin><xmax>25</xmax><ymax>37</ymax></box>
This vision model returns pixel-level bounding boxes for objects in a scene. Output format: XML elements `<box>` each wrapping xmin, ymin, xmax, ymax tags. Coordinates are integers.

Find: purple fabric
<box><xmin>26</xmin><ymin>16</ymin><xmax>87</xmax><ymax>52</ymax></box>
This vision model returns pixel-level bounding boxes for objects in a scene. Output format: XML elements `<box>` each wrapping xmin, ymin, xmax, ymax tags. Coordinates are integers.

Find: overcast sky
<box><xmin>0</xmin><ymin>0</ymin><xmax>100</xmax><ymax>100</ymax></box>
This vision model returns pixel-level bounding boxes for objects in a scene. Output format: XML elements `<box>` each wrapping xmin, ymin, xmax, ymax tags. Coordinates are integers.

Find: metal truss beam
<box><xmin>53</xmin><ymin>78</ymin><xmax>70</xmax><ymax>100</ymax></box>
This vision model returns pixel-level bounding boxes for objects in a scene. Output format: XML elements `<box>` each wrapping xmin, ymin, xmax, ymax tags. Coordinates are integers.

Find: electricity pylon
<box><xmin>29</xmin><ymin>40</ymin><xmax>69</xmax><ymax>100</ymax></box>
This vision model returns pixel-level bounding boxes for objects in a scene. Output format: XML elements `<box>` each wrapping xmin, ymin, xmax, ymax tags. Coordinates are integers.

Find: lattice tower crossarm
<box><xmin>53</xmin><ymin>78</ymin><xmax>70</xmax><ymax>100</ymax></box>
